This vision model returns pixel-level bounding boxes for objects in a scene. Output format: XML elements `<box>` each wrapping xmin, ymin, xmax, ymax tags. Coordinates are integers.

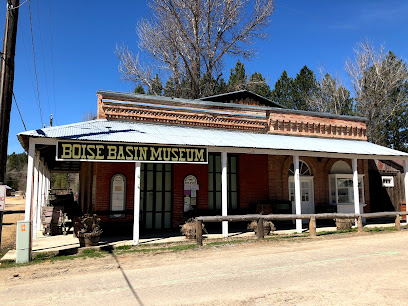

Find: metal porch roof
<box><xmin>18</xmin><ymin>119</ymin><xmax>408</xmax><ymax>159</ymax></box>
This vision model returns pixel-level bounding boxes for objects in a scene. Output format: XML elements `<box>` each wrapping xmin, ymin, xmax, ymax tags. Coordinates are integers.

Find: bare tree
<box><xmin>81</xmin><ymin>111</ymin><xmax>97</xmax><ymax>121</ymax></box>
<box><xmin>345</xmin><ymin>40</ymin><xmax>408</xmax><ymax>144</ymax></box>
<box><xmin>117</xmin><ymin>0</ymin><xmax>275</xmax><ymax>99</ymax></box>
<box><xmin>308</xmin><ymin>68</ymin><xmax>353</xmax><ymax>115</ymax></box>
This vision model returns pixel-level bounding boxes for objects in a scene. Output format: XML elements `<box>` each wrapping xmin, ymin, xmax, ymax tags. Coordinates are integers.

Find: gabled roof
<box><xmin>199</xmin><ymin>90</ymin><xmax>284</xmax><ymax>108</ymax></box>
<box><xmin>17</xmin><ymin>119</ymin><xmax>408</xmax><ymax>160</ymax></box>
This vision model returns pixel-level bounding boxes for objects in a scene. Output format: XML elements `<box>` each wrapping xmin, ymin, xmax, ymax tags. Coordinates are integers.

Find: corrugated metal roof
<box><xmin>18</xmin><ymin>119</ymin><xmax>408</xmax><ymax>159</ymax></box>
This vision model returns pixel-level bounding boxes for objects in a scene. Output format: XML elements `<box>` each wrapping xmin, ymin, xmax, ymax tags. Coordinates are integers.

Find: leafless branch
<box><xmin>117</xmin><ymin>0</ymin><xmax>275</xmax><ymax>98</ymax></box>
<box><xmin>345</xmin><ymin>39</ymin><xmax>408</xmax><ymax>143</ymax></box>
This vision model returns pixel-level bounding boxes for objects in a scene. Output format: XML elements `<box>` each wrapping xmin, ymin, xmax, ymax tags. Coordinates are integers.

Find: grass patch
<box><xmin>0</xmin><ymin>260</ymin><xmax>18</xmax><ymax>269</ymax></box>
<box><xmin>365</xmin><ymin>227</ymin><xmax>397</xmax><ymax>233</ymax></box>
<box><xmin>80</xmin><ymin>248</ymin><xmax>105</xmax><ymax>258</ymax></box>
<box><xmin>126</xmin><ymin>243</ymin><xmax>197</xmax><ymax>254</ymax></box>
<box><xmin>206</xmin><ymin>239</ymin><xmax>248</xmax><ymax>246</ymax></box>
<box><xmin>115</xmin><ymin>245</ymin><xmax>132</xmax><ymax>250</ymax></box>
<box><xmin>33</xmin><ymin>252</ymin><xmax>55</xmax><ymax>261</ymax></box>
<box><xmin>317</xmin><ymin>228</ymin><xmax>355</xmax><ymax>236</ymax></box>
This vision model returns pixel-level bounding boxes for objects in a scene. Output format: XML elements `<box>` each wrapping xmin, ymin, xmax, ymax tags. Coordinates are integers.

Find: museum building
<box><xmin>18</xmin><ymin>90</ymin><xmax>408</xmax><ymax>243</ymax></box>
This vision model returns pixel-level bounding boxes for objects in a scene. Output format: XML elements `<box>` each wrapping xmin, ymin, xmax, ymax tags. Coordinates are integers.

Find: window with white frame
<box><xmin>328</xmin><ymin>174</ymin><xmax>365</xmax><ymax>205</ymax></box>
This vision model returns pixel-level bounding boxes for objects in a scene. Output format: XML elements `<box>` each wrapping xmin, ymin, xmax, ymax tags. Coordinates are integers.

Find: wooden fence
<box><xmin>194</xmin><ymin>212</ymin><xmax>408</xmax><ymax>246</ymax></box>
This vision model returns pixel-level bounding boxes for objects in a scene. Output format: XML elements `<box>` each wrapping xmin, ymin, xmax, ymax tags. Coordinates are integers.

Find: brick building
<box><xmin>18</xmin><ymin>90</ymin><xmax>408</xmax><ymax>243</ymax></box>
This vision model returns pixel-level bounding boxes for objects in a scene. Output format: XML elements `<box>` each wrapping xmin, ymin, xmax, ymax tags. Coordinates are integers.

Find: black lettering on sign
<box><xmin>57</xmin><ymin>141</ymin><xmax>208</xmax><ymax>164</ymax></box>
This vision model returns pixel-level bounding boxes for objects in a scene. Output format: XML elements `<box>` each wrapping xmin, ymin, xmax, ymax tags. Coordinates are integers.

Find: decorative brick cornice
<box><xmin>96</xmin><ymin>92</ymin><xmax>368</xmax><ymax>140</ymax></box>
<box><xmin>102</xmin><ymin>103</ymin><xmax>267</xmax><ymax>131</ymax></box>
<box><xmin>267</xmin><ymin>112</ymin><xmax>367</xmax><ymax>140</ymax></box>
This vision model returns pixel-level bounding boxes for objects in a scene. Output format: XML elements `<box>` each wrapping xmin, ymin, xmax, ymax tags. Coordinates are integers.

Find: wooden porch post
<box><xmin>39</xmin><ymin>166</ymin><xmax>50</xmax><ymax>233</ymax></box>
<box><xmin>257</xmin><ymin>218</ymin><xmax>264</xmax><ymax>239</ymax></box>
<box><xmin>24</xmin><ymin>138</ymin><xmax>35</xmax><ymax>221</ymax></box>
<box><xmin>293</xmin><ymin>155</ymin><xmax>302</xmax><ymax>233</ymax></box>
<box><xmin>404</xmin><ymin>160</ymin><xmax>408</xmax><ymax>224</ymax></box>
<box><xmin>32</xmin><ymin>151</ymin><xmax>40</xmax><ymax>238</ymax></box>
<box><xmin>133</xmin><ymin>162</ymin><xmax>141</xmax><ymax>245</ymax></box>
<box><xmin>196</xmin><ymin>220</ymin><xmax>203</xmax><ymax>246</ymax></box>
<box><xmin>221</xmin><ymin>151</ymin><xmax>228</xmax><ymax>237</ymax></box>
<box><xmin>352</xmin><ymin>159</ymin><xmax>360</xmax><ymax>214</ymax></box>
<box><xmin>309</xmin><ymin>216</ymin><xmax>317</xmax><ymax>237</ymax></box>
<box><xmin>38</xmin><ymin>159</ymin><xmax>46</xmax><ymax>231</ymax></box>
<box><xmin>46</xmin><ymin>168</ymin><xmax>50</xmax><ymax>195</ymax></box>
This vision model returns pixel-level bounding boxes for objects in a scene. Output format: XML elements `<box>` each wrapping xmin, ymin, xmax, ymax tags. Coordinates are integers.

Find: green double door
<box><xmin>140</xmin><ymin>163</ymin><xmax>172</xmax><ymax>230</ymax></box>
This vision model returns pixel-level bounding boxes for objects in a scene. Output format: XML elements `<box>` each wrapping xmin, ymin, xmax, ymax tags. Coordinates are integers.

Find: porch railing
<box><xmin>194</xmin><ymin>212</ymin><xmax>408</xmax><ymax>246</ymax></box>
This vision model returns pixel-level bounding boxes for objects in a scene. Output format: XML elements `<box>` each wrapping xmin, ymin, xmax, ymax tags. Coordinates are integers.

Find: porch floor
<box><xmin>1</xmin><ymin>220</ymin><xmax>403</xmax><ymax>262</ymax></box>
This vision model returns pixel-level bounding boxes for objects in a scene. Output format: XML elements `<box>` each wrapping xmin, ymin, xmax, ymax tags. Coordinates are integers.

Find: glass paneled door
<box><xmin>140</xmin><ymin>163</ymin><xmax>172</xmax><ymax>230</ymax></box>
<box><xmin>289</xmin><ymin>178</ymin><xmax>314</xmax><ymax>214</ymax></box>
<box><xmin>288</xmin><ymin>160</ymin><xmax>314</xmax><ymax>219</ymax></box>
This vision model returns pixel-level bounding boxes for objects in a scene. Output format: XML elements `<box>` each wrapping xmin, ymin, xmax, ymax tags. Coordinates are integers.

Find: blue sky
<box><xmin>3</xmin><ymin>0</ymin><xmax>408</xmax><ymax>154</ymax></box>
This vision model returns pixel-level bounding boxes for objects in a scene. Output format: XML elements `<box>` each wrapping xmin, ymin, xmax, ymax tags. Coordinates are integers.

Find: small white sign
<box><xmin>0</xmin><ymin>185</ymin><xmax>6</xmax><ymax>211</ymax></box>
<box><xmin>381</xmin><ymin>176</ymin><xmax>394</xmax><ymax>188</ymax></box>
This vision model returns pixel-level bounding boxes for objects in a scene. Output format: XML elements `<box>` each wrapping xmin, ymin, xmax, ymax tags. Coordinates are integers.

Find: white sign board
<box><xmin>0</xmin><ymin>185</ymin><xmax>6</xmax><ymax>211</ymax></box>
<box><xmin>111</xmin><ymin>175</ymin><xmax>126</xmax><ymax>211</ymax></box>
<box><xmin>381</xmin><ymin>176</ymin><xmax>394</xmax><ymax>188</ymax></box>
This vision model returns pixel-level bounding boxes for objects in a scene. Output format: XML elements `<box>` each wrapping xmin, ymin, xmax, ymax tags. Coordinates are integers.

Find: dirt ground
<box><xmin>1</xmin><ymin>231</ymin><xmax>408</xmax><ymax>305</ymax></box>
<box><xmin>1</xmin><ymin>195</ymin><xmax>25</xmax><ymax>251</ymax></box>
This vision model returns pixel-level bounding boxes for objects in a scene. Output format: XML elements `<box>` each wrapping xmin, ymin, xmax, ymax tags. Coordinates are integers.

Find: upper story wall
<box><xmin>97</xmin><ymin>90</ymin><xmax>367</xmax><ymax>141</ymax></box>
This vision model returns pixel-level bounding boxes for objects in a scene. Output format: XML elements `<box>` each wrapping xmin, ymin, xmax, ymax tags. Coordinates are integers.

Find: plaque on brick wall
<box><xmin>110</xmin><ymin>174</ymin><xmax>126</xmax><ymax>218</ymax></box>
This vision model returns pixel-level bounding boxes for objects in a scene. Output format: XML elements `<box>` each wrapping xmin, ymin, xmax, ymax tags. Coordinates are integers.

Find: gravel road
<box><xmin>1</xmin><ymin>230</ymin><xmax>408</xmax><ymax>305</ymax></box>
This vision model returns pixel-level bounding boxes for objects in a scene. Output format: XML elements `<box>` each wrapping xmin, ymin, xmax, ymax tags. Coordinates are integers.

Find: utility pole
<box><xmin>0</xmin><ymin>0</ymin><xmax>19</xmax><ymax>251</ymax></box>
<box><xmin>0</xmin><ymin>0</ymin><xmax>19</xmax><ymax>185</ymax></box>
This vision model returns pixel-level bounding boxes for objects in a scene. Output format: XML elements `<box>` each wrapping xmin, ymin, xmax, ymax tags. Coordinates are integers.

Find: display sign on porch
<box><xmin>57</xmin><ymin>141</ymin><xmax>208</xmax><ymax>164</ymax></box>
<box><xmin>110</xmin><ymin>174</ymin><xmax>126</xmax><ymax>218</ymax></box>
<box><xmin>184</xmin><ymin>175</ymin><xmax>199</xmax><ymax>212</ymax></box>
<box><xmin>0</xmin><ymin>185</ymin><xmax>5</xmax><ymax>211</ymax></box>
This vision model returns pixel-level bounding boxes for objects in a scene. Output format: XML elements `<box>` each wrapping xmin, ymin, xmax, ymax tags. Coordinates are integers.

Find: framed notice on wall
<box><xmin>110</xmin><ymin>174</ymin><xmax>126</xmax><ymax>218</ymax></box>
<box><xmin>0</xmin><ymin>185</ymin><xmax>5</xmax><ymax>211</ymax></box>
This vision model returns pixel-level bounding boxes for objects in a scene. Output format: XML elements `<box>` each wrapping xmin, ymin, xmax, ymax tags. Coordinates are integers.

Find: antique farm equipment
<box><xmin>42</xmin><ymin>190</ymin><xmax>80</xmax><ymax>235</ymax></box>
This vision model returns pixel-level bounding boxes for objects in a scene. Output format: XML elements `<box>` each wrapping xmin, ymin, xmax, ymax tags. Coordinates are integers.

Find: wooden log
<box><xmin>395</xmin><ymin>214</ymin><xmax>401</xmax><ymax>231</ymax></box>
<box><xmin>196</xmin><ymin>220</ymin><xmax>203</xmax><ymax>246</ymax></box>
<box><xmin>257</xmin><ymin>218</ymin><xmax>264</xmax><ymax>239</ymax></box>
<box><xmin>362</xmin><ymin>212</ymin><xmax>408</xmax><ymax>218</ymax></box>
<box><xmin>309</xmin><ymin>216</ymin><xmax>317</xmax><ymax>237</ymax></box>
<box><xmin>357</xmin><ymin>216</ymin><xmax>364</xmax><ymax>233</ymax></box>
<box><xmin>195</xmin><ymin>211</ymin><xmax>408</xmax><ymax>223</ymax></box>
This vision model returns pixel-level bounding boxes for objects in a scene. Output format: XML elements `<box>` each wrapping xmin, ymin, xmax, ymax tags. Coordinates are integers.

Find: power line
<box><xmin>12</xmin><ymin>91</ymin><xmax>26</xmax><ymax>131</ymax></box>
<box><xmin>48</xmin><ymin>0</ymin><xmax>56</xmax><ymax>121</ymax></box>
<box><xmin>28</xmin><ymin>0</ymin><xmax>44</xmax><ymax>126</ymax></box>
<box><xmin>7</xmin><ymin>0</ymin><xmax>28</xmax><ymax>10</ymax></box>
<box><xmin>19</xmin><ymin>16</ymin><xmax>39</xmax><ymax>109</ymax></box>
<box><xmin>35</xmin><ymin>0</ymin><xmax>51</xmax><ymax>115</ymax></box>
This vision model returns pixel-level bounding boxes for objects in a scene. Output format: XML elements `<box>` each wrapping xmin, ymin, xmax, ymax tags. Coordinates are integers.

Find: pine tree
<box><xmin>292</xmin><ymin>66</ymin><xmax>318</xmax><ymax>111</ymax></box>
<box><xmin>134</xmin><ymin>85</ymin><xmax>146</xmax><ymax>94</ymax></box>
<box><xmin>247</xmin><ymin>72</ymin><xmax>271</xmax><ymax>97</ymax></box>
<box><xmin>347</xmin><ymin>45</ymin><xmax>408</xmax><ymax>144</ymax></box>
<box><xmin>6</xmin><ymin>152</ymin><xmax>28</xmax><ymax>190</ymax></box>
<box><xmin>215</xmin><ymin>78</ymin><xmax>228</xmax><ymax>95</ymax></box>
<box><xmin>270</xmin><ymin>71</ymin><xmax>294</xmax><ymax>108</ymax></box>
<box><xmin>228</xmin><ymin>60</ymin><xmax>247</xmax><ymax>91</ymax></box>
<box><xmin>382</xmin><ymin>81</ymin><xmax>408</xmax><ymax>151</ymax></box>
<box><xmin>164</xmin><ymin>77</ymin><xmax>176</xmax><ymax>97</ymax></box>
<box><xmin>147</xmin><ymin>74</ymin><xmax>163</xmax><ymax>96</ymax></box>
